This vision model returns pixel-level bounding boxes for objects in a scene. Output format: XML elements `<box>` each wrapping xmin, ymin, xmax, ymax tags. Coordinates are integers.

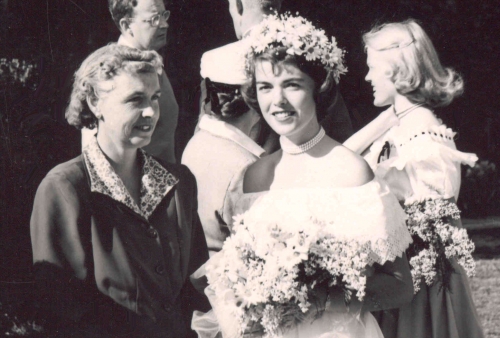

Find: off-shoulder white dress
<box><xmin>364</xmin><ymin>122</ymin><xmax>484</xmax><ymax>338</ymax></box>
<box><xmin>193</xmin><ymin>165</ymin><xmax>413</xmax><ymax>338</ymax></box>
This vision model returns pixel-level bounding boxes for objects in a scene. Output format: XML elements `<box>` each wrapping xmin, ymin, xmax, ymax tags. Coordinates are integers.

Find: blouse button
<box><xmin>147</xmin><ymin>227</ymin><xmax>158</xmax><ymax>238</ymax></box>
<box><xmin>162</xmin><ymin>304</ymin><xmax>172</xmax><ymax>312</ymax></box>
<box><xmin>155</xmin><ymin>264</ymin><xmax>165</xmax><ymax>275</ymax></box>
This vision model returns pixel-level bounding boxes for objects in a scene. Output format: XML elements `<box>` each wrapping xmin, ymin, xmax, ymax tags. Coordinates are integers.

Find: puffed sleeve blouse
<box><xmin>364</xmin><ymin>122</ymin><xmax>477</xmax><ymax>204</ymax></box>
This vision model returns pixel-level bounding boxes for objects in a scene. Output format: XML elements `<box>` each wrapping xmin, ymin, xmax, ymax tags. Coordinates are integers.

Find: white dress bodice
<box><xmin>194</xmin><ymin>165</ymin><xmax>412</xmax><ymax>338</ymax></box>
<box><xmin>363</xmin><ymin>122</ymin><xmax>477</xmax><ymax>204</ymax></box>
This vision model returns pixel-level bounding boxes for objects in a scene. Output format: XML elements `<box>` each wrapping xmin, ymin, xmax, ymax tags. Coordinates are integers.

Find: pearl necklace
<box><xmin>280</xmin><ymin>127</ymin><xmax>326</xmax><ymax>155</ymax></box>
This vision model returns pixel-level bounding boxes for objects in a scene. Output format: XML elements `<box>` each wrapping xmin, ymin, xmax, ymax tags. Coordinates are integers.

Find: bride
<box><xmin>193</xmin><ymin>14</ymin><xmax>414</xmax><ymax>337</ymax></box>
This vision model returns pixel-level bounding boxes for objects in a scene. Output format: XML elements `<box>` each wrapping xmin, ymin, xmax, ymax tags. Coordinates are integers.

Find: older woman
<box><xmin>30</xmin><ymin>44</ymin><xmax>208</xmax><ymax>337</ymax></box>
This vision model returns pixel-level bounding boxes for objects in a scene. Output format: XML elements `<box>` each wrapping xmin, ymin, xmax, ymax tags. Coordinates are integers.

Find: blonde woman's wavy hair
<box><xmin>363</xmin><ymin>19</ymin><xmax>463</xmax><ymax>108</ymax></box>
<box><xmin>65</xmin><ymin>43</ymin><xmax>163</xmax><ymax>130</ymax></box>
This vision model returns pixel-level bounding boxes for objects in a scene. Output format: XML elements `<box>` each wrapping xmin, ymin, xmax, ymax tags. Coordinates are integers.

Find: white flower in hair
<box><xmin>246</xmin><ymin>13</ymin><xmax>347</xmax><ymax>82</ymax></box>
<box><xmin>305</xmin><ymin>43</ymin><xmax>322</xmax><ymax>61</ymax></box>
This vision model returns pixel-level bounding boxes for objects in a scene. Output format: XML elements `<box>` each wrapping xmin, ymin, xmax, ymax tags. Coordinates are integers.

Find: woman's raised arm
<box><xmin>343</xmin><ymin>106</ymin><xmax>399</xmax><ymax>155</ymax></box>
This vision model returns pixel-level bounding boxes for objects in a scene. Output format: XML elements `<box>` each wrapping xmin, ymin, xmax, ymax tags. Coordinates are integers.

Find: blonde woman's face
<box><xmin>365</xmin><ymin>48</ymin><xmax>397</xmax><ymax>107</ymax></box>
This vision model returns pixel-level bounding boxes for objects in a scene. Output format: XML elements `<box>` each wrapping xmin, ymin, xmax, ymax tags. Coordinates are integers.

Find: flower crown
<box><xmin>245</xmin><ymin>13</ymin><xmax>347</xmax><ymax>82</ymax></box>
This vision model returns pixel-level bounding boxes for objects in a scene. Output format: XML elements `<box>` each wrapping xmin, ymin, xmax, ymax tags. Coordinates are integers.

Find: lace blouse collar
<box><xmin>83</xmin><ymin>137</ymin><xmax>179</xmax><ymax>220</ymax></box>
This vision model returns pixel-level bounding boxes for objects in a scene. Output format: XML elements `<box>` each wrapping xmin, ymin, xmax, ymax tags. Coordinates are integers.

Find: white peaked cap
<box><xmin>200</xmin><ymin>40</ymin><xmax>249</xmax><ymax>85</ymax></box>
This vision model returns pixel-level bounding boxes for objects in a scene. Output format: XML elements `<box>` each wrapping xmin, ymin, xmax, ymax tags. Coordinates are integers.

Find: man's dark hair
<box><xmin>108</xmin><ymin>0</ymin><xmax>138</xmax><ymax>29</ymax></box>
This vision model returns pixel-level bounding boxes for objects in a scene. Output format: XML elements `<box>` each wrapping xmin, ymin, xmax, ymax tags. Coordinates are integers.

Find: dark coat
<box><xmin>30</xmin><ymin>155</ymin><xmax>209</xmax><ymax>337</ymax></box>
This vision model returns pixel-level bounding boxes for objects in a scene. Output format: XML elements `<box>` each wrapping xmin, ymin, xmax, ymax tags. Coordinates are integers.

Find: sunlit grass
<box><xmin>470</xmin><ymin>258</ymin><xmax>500</xmax><ymax>338</ymax></box>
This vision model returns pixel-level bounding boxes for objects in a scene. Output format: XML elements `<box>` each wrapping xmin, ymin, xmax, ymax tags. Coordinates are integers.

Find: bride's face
<box><xmin>255</xmin><ymin>60</ymin><xmax>319</xmax><ymax>144</ymax></box>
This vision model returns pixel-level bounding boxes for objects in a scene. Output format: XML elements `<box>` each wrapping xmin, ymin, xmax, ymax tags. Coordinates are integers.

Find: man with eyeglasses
<box><xmin>82</xmin><ymin>0</ymin><xmax>178</xmax><ymax>164</ymax></box>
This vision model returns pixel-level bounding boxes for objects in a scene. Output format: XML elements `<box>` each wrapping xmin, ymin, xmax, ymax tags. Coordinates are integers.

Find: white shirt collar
<box><xmin>199</xmin><ymin>115</ymin><xmax>265</xmax><ymax>157</ymax></box>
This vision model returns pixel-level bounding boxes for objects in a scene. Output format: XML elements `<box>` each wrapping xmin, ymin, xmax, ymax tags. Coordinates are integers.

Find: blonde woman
<box><xmin>344</xmin><ymin>20</ymin><xmax>484</xmax><ymax>338</ymax></box>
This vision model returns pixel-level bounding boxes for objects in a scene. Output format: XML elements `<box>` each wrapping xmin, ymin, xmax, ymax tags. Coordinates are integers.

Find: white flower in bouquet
<box><xmin>404</xmin><ymin>198</ymin><xmax>476</xmax><ymax>293</ymax></box>
<box><xmin>206</xmin><ymin>209</ymin><xmax>371</xmax><ymax>337</ymax></box>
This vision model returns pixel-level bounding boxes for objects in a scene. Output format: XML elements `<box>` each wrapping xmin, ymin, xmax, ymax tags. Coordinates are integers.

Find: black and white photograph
<box><xmin>1</xmin><ymin>0</ymin><xmax>499</xmax><ymax>337</ymax></box>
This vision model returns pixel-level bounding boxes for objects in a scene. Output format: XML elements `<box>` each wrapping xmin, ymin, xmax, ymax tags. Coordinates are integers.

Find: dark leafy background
<box><xmin>0</xmin><ymin>0</ymin><xmax>499</xmax><ymax>334</ymax></box>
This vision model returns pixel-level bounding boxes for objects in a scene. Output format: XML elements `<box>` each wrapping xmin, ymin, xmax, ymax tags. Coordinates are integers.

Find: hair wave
<box><xmin>363</xmin><ymin>19</ymin><xmax>463</xmax><ymax>108</ymax></box>
<box><xmin>65</xmin><ymin>43</ymin><xmax>163</xmax><ymax>129</ymax></box>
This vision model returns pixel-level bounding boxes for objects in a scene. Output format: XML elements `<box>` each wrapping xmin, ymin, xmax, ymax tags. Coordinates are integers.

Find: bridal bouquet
<box><xmin>404</xmin><ymin>198</ymin><xmax>476</xmax><ymax>293</ymax></box>
<box><xmin>205</xmin><ymin>212</ymin><xmax>371</xmax><ymax>337</ymax></box>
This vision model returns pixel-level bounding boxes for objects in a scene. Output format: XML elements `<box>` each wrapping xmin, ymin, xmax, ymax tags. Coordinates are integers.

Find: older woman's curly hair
<box><xmin>363</xmin><ymin>19</ymin><xmax>463</xmax><ymax>108</ymax></box>
<box><xmin>65</xmin><ymin>43</ymin><xmax>163</xmax><ymax>129</ymax></box>
<box><xmin>242</xmin><ymin>46</ymin><xmax>338</xmax><ymax>122</ymax></box>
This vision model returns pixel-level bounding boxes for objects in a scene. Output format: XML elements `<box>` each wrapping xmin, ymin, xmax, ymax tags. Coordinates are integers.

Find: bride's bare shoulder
<box><xmin>243</xmin><ymin>151</ymin><xmax>283</xmax><ymax>193</ymax></box>
<box><xmin>328</xmin><ymin>145</ymin><xmax>374</xmax><ymax>187</ymax></box>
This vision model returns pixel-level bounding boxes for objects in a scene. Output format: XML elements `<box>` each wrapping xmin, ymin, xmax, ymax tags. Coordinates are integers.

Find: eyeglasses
<box><xmin>139</xmin><ymin>10</ymin><xmax>170</xmax><ymax>27</ymax></box>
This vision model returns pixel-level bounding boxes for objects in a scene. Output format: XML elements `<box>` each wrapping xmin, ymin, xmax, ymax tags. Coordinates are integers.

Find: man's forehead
<box><xmin>134</xmin><ymin>0</ymin><xmax>165</xmax><ymax>14</ymax></box>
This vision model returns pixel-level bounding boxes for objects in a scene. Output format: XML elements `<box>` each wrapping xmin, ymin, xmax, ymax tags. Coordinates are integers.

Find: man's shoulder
<box><xmin>183</xmin><ymin>130</ymin><xmax>258</xmax><ymax>167</ymax></box>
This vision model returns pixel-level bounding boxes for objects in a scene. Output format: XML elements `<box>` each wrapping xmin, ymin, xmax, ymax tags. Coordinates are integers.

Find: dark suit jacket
<box><xmin>30</xmin><ymin>155</ymin><xmax>208</xmax><ymax>337</ymax></box>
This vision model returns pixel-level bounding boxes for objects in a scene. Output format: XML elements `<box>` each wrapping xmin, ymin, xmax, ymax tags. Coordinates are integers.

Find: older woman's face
<box><xmin>255</xmin><ymin>60</ymin><xmax>318</xmax><ymax>144</ymax></box>
<box><xmin>96</xmin><ymin>70</ymin><xmax>161</xmax><ymax>150</ymax></box>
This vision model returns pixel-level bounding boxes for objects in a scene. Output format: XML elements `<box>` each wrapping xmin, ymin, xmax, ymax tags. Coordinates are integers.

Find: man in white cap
<box><xmin>82</xmin><ymin>0</ymin><xmax>178</xmax><ymax>164</ymax></box>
